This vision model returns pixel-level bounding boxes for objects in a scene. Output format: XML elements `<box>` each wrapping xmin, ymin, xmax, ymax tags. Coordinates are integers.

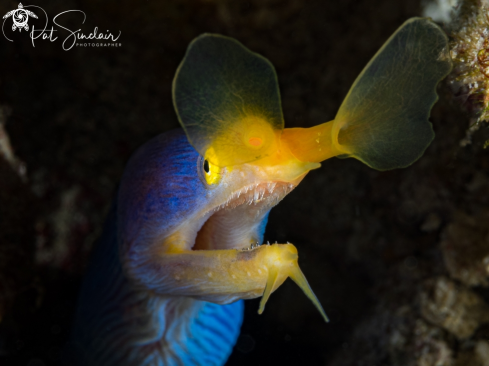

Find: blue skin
<box><xmin>66</xmin><ymin>129</ymin><xmax>270</xmax><ymax>366</ymax></box>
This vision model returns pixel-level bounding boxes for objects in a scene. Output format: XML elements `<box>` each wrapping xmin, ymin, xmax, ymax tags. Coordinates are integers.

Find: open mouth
<box><xmin>192</xmin><ymin>181</ymin><xmax>296</xmax><ymax>251</ymax></box>
<box><xmin>156</xmin><ymin>176</ymin><xmax>328</xmax><ymax>321</ymax></box>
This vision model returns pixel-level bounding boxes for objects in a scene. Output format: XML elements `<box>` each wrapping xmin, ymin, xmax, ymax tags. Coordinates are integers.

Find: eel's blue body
<box><xmin>66</xmin><ymin>130</ymin><xmax>256</xmax><ymax>365</ymax></box>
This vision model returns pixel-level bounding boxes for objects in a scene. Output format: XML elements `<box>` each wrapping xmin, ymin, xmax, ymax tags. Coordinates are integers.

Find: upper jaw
<box><xmin>165</xmin><ymin>156</ymin><xmax>312</xmax><ymax>253</ymax></box>
<box><xmin>213</xmin><ymin>180</ymin><xmax>295</xmax><ymax>212</ymax></box>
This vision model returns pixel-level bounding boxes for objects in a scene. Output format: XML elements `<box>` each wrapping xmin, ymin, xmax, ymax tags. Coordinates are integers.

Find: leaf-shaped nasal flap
<box><xmin>333</xmin><ymin>18</ymin><xmax>452</xmax><ymax>170</ymax></box>
<box><xmin>173</xmin><ymin>34</ymin><xmax>284</xmax><ymax>167</ymax></box>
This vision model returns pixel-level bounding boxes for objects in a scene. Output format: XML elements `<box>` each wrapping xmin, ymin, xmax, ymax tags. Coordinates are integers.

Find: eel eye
<box><xmin>199</xmin><ymin>156</ymin><xmax>222</xmax><ymax>187</ymax></box>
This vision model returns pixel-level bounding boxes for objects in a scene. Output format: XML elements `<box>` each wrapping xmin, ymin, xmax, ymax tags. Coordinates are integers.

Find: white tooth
<box><xmin>254</xmin><ymin>190</ymin><xmax>259</xmax><ymax>202</ymax></box>
<box><xmin>268</xmin><ymin>182</ymin><xmax>276</xmax><ymax>194</ymax></box>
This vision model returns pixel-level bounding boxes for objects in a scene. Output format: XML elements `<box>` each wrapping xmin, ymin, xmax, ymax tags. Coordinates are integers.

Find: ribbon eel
<box><xmin>67</xmin><ymin>18</ymin><xmax>451</xmax><ymax>366</ymax></box>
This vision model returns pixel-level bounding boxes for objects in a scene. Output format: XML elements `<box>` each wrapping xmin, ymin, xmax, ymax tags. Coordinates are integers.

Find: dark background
<box><xmin>0</xmin><ymin>0</ymin><xmax>488</xmax><ymax>365</ymax></box>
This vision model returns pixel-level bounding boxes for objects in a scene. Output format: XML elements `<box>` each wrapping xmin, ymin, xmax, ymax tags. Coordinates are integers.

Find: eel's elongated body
<box><xmin>67</xmin><ymin>18</ymin><xmax>451</xmax><ymax>366</ymax></box>
<box><xmin>68</xmin><ymin>131</ymin><xmax>245</xmax><ymax>365</ymax></box>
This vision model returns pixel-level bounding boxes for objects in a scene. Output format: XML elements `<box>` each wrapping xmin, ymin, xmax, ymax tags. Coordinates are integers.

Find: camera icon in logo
<box><xmin>3</xmin><ymin>3</ymin><xmax>37</xmax><ymax>32</ymax></box>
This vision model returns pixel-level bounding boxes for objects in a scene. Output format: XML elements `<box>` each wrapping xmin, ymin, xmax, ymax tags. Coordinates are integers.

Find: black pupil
<box><xmin>203</xmin><ymin>159</ymin><xmax>210</xmax><ymax>174</ymax></box>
